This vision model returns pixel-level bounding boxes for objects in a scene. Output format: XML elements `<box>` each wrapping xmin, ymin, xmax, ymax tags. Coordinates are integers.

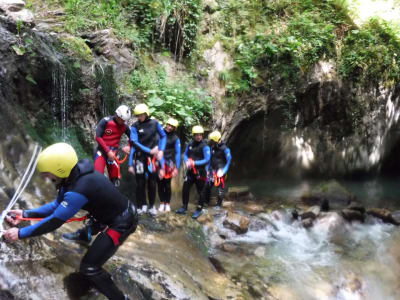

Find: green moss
<box><xmin>60</xmin><ymin>36</ymin><xmax>93</xmax><ymax>62</ymax></box>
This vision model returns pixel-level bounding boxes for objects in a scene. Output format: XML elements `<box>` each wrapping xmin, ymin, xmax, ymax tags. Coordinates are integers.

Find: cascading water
<box><xmin>51</xmin><ymin>62</ymin><xmax>72</xmax><ymax>142</ymax></box>
<box><xmin>210</xmin><ymin>208</ymin><xmax>400</xmax><ymax>300</ymax></box>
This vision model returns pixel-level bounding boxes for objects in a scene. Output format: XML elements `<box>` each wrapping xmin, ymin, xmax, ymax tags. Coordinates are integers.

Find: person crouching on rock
<box><xmin>157</xmin><ymin>118</ymin><xmax>181</xmax><ymax>213</ymax></box>
<box><xmin>3</xmin><ymin>143</ymin><xmax>137</xmax><ymax>300</ymax></box>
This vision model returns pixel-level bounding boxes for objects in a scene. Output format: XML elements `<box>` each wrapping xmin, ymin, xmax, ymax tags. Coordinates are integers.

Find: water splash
<box><xmin>214</xmin><ymin>210</ymin><xmax>400</xmax><ymax>299</ymax></box>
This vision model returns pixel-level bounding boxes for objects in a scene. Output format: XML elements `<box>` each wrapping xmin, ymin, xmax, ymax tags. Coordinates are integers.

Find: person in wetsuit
<box><xmin>157</xmin><ymin>118</ymin><xmax>181</xmax><ymax>213</ymax></box>
<box><xmin>176</xmin><ymin>125</ymin><xmax>210</xmax><ymax>217</ymax></box>
<box><xmin>195</xmin><ymin>130</ymin><xmax>232</xmax><ymax>218</ymax></box>
<box><xmin>3</xmin><ymin>143</ymin><xmax>137</xmax><ymax>300</ymax></box>
<box><xmin>94</xmin><ymin>104</ymin><xmax>132</xmax><ymax>186</ymax></box>
<box><xmin>62</xmin><ymin>104</ymin><xmax>132</xmax><ymax>243</ymax></box>
<box><xmin>128</xmin><ymin>103</ymin><xmax>166</xmax><ymax>216</ymax></box>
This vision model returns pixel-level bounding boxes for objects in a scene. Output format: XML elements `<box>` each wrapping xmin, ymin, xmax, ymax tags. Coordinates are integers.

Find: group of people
<box><xmin>1</xmin><ymin>102</ymin><xmax>231</xmax><ymax>300</ymax></box>
<box><xmin>89</xmin><ymin>102</ymin><xmax>232</xmax><ymax>219</ymax></box>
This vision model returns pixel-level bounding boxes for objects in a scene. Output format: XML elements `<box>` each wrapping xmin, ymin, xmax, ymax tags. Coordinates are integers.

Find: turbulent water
<box><xmin>209</xmin><ymin>177</ymin><xmax>400</xmax><ymax>300</ymax></box>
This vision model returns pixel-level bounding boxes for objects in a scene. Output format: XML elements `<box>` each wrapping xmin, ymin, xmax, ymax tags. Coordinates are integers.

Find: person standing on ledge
<box><xmin>176</xmin><ymin>125</ymin><xmax>210</xmax><ymax>217</ymax></box>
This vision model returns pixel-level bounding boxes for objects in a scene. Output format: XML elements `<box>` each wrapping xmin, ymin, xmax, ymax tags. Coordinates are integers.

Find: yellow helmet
<box><xmin>166</xmin><ymin>118</ymin><xmax>179</xmax><ymax>128</ymax></box>
<box><xmin>134</xmin><ymin>103</ymin><xmax>149</xmax><ymax>116</ymax></box>
<box><xmin>192</xmin><ymin>125</ymin><xmax>204</xmax><ymax>135</ymax></box>
<box><xmin>37</xmin><ymin>143</ymin><xmax>78</xmax><ymax>178</ymax></box>
<box><xmin>209</xmin><ymin>131</ymin><xmax>222</xmax><ymax>142</ymax></box>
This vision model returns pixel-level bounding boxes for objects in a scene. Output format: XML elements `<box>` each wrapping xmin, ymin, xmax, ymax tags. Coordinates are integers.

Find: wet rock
<box><xmin>254</xmin><ymin>246</ymin><xmax>265</xmax><ymax>257</ymax></box>
<box><xmin>301</xmin><ymin>180</ymin><xmax>354</xmax><ymax>210</ymax></box>
<box><xmin>208</xmin><ymin>256</ymin><xmax>225</xmax><ymax>273</ymax></box>
<box><xmin>367</xmin><ymin>208</ymin><xmax>393</xmax><ymax>224</ymax></box>
<box><xmin>223</xmin><ymin>211</ymin><xmax>250</xmax><ymax>234</ymax></box>
<box><xmin>313</xmin><ymin>212</ymin><xmax>347</xmax><ymax>242</ymax></box>
<box><xmin>197</xmin><ymin>212</ymin><xmax>213</xmax><ymax>225</ymax></box>
<box><xmin>242</xmin><ymin>201</ymin><xmax>265</xmax><ymax>214</ymax></box>
<box><xmin>341</xmin><ymin>208</ymin><xmax>365</xmax><ymax>222</ymax></box>
<box><xmin>227</xmin><ymin>186</ymin><xmax>254</xmax><ymax>201</ymax></box>
<box><xmin>302</xmin><ymin>218</ymin><xmax>314</xmax><ymax>228</ymax></box>
<box><xmin>81</xmin><ymin>29</ymin><xmax>136</xmax><ymax>71</ymax></box>
<box><xmin>300</xmin><ymin>205</ymin><xmax>320</xmax><ymax>220</ymax></box>
<box><xmin>221</xmin><ymin>243</ymin><xmax>238</xmax><ymax>253</ymax></box>
<box><xmin>0</xmin><ymin>0</ymin><xmax>24</xmax><ymax>11</ymax></box>
<box><xmin>391</xmin><ymin>210</ymin><xmax>400</xmax><ymax>225</ymax></box>
<box><xmin>347</xmin><ymin>201</ymin><xmax>366</xmax><ymax>214</ymax></box>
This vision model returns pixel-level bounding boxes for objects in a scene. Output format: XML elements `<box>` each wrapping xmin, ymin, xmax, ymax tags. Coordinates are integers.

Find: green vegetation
<box><xmin>62</xmin><ymin>0</ymin><xmax>201</xmax><ymax>58</ymax></box>
<box><xmin>339</xmin><ymin>18</ymin><xmax>400</xmax><ymax>86</ymax></box>
<box><xmin>127</xmin><ymin>64</ymin><xmax>212</xmax><ymax>136</ymax></box>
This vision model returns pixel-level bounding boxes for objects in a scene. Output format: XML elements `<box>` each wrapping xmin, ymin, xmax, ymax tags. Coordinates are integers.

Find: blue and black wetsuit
<box><xmin>201</xmin><ymin>142</ymin><xmax>232</xmax><ymax>207</ymax></box>
<box><xmin>182</xmin><ymin>139</ymin><xmax>210</xmax><ymax>210</ymax></box>
<box><xmin>157</xmin><ymin>130</ymin><xmax>181</xmax><ymax>205</ymax></box>
<box><xmin>21</xmin><ymin>159</ymin><xmax>138</xmax><ymax>300</ymax></box>
<box><xmin>129</xmin><ymin>117</ymin><xmax>166</xmax><ymax>210</ymax></box>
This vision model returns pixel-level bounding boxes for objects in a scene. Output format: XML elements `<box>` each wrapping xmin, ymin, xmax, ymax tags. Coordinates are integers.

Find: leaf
<box><xmin>148</xmin><ymin>96</ymin><xmax>164</xmax><ymax>106</ymax></box>
<box><xmin>73</xmin><ymin>61</ymin><xmax>81</xmax><ymax>69</ymax></box>
<box><xmin>12</xmin><ymin>45</ymin><xmax>25</xmax><ymax>56</ymax></box>
<box><xmin>25</xmin><ymin>74</ymin><xmax>37</xmax><ymax>85</ymax></box>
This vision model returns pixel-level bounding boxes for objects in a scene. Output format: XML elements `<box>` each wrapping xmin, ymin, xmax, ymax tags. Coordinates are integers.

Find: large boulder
<box><xmin>301</xmin><ymin>180</ymin><xmax>354</xmax><ymax>210</ymax></box>
<box><xmin>223</xmin><ymin>211</ymin><xmax>250</xmax><ymax>234</ymax></box>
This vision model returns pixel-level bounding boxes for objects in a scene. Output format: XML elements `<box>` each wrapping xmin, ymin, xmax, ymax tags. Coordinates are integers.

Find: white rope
<box><xmin>0</xmin><ymin>144</ymin><xmax>41</xmax><ymax>238</ymax></box>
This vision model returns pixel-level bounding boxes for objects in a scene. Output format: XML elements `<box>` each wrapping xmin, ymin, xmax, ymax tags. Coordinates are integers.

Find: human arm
<box><xmin>130</xmin><ymin>126</ymin><xmax>152</xmax><ymax>154</ymax></box>
<box><xmin>95</xmin><ymin>118</ymin><xmax>111</xmax><ymax>153</ymax></box>
<box><xmin>194</xmin><ymin>145</ymin><xmax>211</xmax><ymax>166</ymax></box>
<box><xmin>18</xmin><ymin>192</ymin><xmax>88</xmax><ymax>239</ymax></box>
<box><xmin>175</xmin><ymin>138</ymin><xmax>181</xmax><ymax>169</ymax></box>
<box><xmin>220</xmin><ymin>148</ymin><xmax>232</xmax><ymax>176</ymax></box>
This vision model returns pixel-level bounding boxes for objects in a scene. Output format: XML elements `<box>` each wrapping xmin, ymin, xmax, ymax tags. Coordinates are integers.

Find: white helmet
<box><xmin>115</xmin><ymin>105</ymin><xmax>131</xmax><ymax>121</ymax></box>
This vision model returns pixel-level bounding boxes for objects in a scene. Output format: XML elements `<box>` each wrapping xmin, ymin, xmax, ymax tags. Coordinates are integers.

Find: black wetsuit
<box><xmin>201</xmin><ymin>142</ymin><xmax>232</xmax><ymax>207</ymax></box>
<box><xmin>21</xmin><ymin>159</ymin><xmax>138</xmax><ymax>300</ymax></box>
<box><xmin>129</xmin><ymin>118</ymin><xmax>166</xmax><ymax>210</ymax></box>
<box><xmin>157</xmin><ymin>130</ymin><xmax>181</xmax><ymax>204</ymax></box>
<box><xmin>182</xmin><ymin>140</ymin><xmax>210</xmax><ymax>210</ymax></box>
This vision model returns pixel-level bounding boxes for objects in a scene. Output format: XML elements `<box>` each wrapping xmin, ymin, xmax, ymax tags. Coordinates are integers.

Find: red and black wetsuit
<box><xmin>94</xmin><ymin>116</ymin><xmax>130</xmax><ymax>182</ymax></box>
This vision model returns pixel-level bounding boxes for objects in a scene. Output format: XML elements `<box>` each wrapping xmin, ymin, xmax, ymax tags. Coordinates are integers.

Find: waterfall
<box><xmin>51</xmin><ymin>63</ymin><xmax>72</xmax><ymax>141</ymax></box>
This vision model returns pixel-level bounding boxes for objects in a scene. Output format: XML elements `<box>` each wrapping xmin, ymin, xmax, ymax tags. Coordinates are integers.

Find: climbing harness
<box><xmin>213</xmin><ymin>172</ymin><xmax>225</xmax><ymax>188</ymax></box>
<box><xmin>0</xmin><ymin>144</ymin><xmax>41</xmax><ymax>238</ymax></box>
<box><xmin>147</xmin><ymin>155</ymin><xmax>157</xmax><ymax>173</ymax></box>
<box><xmin>111</xmin><ymin>149</ymin><xmax>128</xmax><ymax>186</ymax></box>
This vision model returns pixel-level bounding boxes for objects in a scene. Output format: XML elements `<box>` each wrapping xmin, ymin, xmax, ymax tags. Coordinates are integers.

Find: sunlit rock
<box><xmin>223</xmin><ymin>211</ymin><xmax>250</xmax><ymax>234</ymax></box>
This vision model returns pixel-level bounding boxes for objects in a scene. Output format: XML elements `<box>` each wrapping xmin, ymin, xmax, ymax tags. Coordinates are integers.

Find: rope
<box><xmin>15</xmin><ymin>215</ymin><xmax>88</xmax><ymax>223</ymax></box>
<box><xmin>0</xmin><ymin>144</ymin><xmax>41</xmax><ymax>237</ymax></box>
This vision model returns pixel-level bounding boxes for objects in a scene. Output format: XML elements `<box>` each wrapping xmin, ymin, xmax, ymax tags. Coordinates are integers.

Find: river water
<box><xmin>211</xmin><ymin>176</ymin><xmax>400</xmax><ymax>299</ymax></box>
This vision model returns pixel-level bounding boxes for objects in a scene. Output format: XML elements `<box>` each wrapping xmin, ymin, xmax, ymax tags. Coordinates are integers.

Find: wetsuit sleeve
<box><xmin>19</xmin><ymin>192</ymin><xmax>88</xmax><ymax>239</ymax></box>
<box><xmin>157</xmin><ymin>123</ymin><xmax>167</xmax><ymax>151</ymax></box>
<box><xmin>194</xmin><ymin>145</ymin><xmax>211</xmax><ymax>166</ymax></box>
<box><xmin>130</xmin><ymin>125</ymin><xmax>152</xmax><ymax>154</ymax></box>
<box><xmin>175</xmin><ymin>138</ymin><xmax>181</xmax><ymax>169</ymax></box>
<box><xmin>183</xmin><ymin>144</ymin><xmax>189</xmax><ymax>164</ymax></box>
<box><xmin>95</xmin><ymin>118</ymin><xmax>110</xmax><ymax>153</ymax></box>
<box><xmin>129</xmin><ymin>145</ymin><xmax>136</xmax><ymax>166</ymax></box>
<box><xmin>222</xmin><ymin>147</ymin><xmax>232</xmax><ymax>175</ymax></box>
<box><xmin>23</xmin><ymin>199</ymin><xmax>59</xmax><ymax>218</ymax></box>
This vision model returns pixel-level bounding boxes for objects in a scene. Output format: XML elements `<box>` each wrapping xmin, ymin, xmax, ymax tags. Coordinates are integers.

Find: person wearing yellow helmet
<box><xmin>199</xmin><ymin>130</ymin><xmax>232</xmax><ymax>212</ymax></box>
<box><xmin>129</xmin><ymin>103</ymin><xmax>166</xmax><ymax>216</ymax></box>
<box><xmin>176</xmin><ymin>125</ymin><xmax>211</xmax><ymax>216</ymax></box>
<box><xmin>157</xmin><ymin>118</ymin><xmax>181</xmax><ymax>213</ymax></box>
<box><xmin>3</xmin><ymin>143</ymin><xmax>137</xmax><ymax>300</ymax></box>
